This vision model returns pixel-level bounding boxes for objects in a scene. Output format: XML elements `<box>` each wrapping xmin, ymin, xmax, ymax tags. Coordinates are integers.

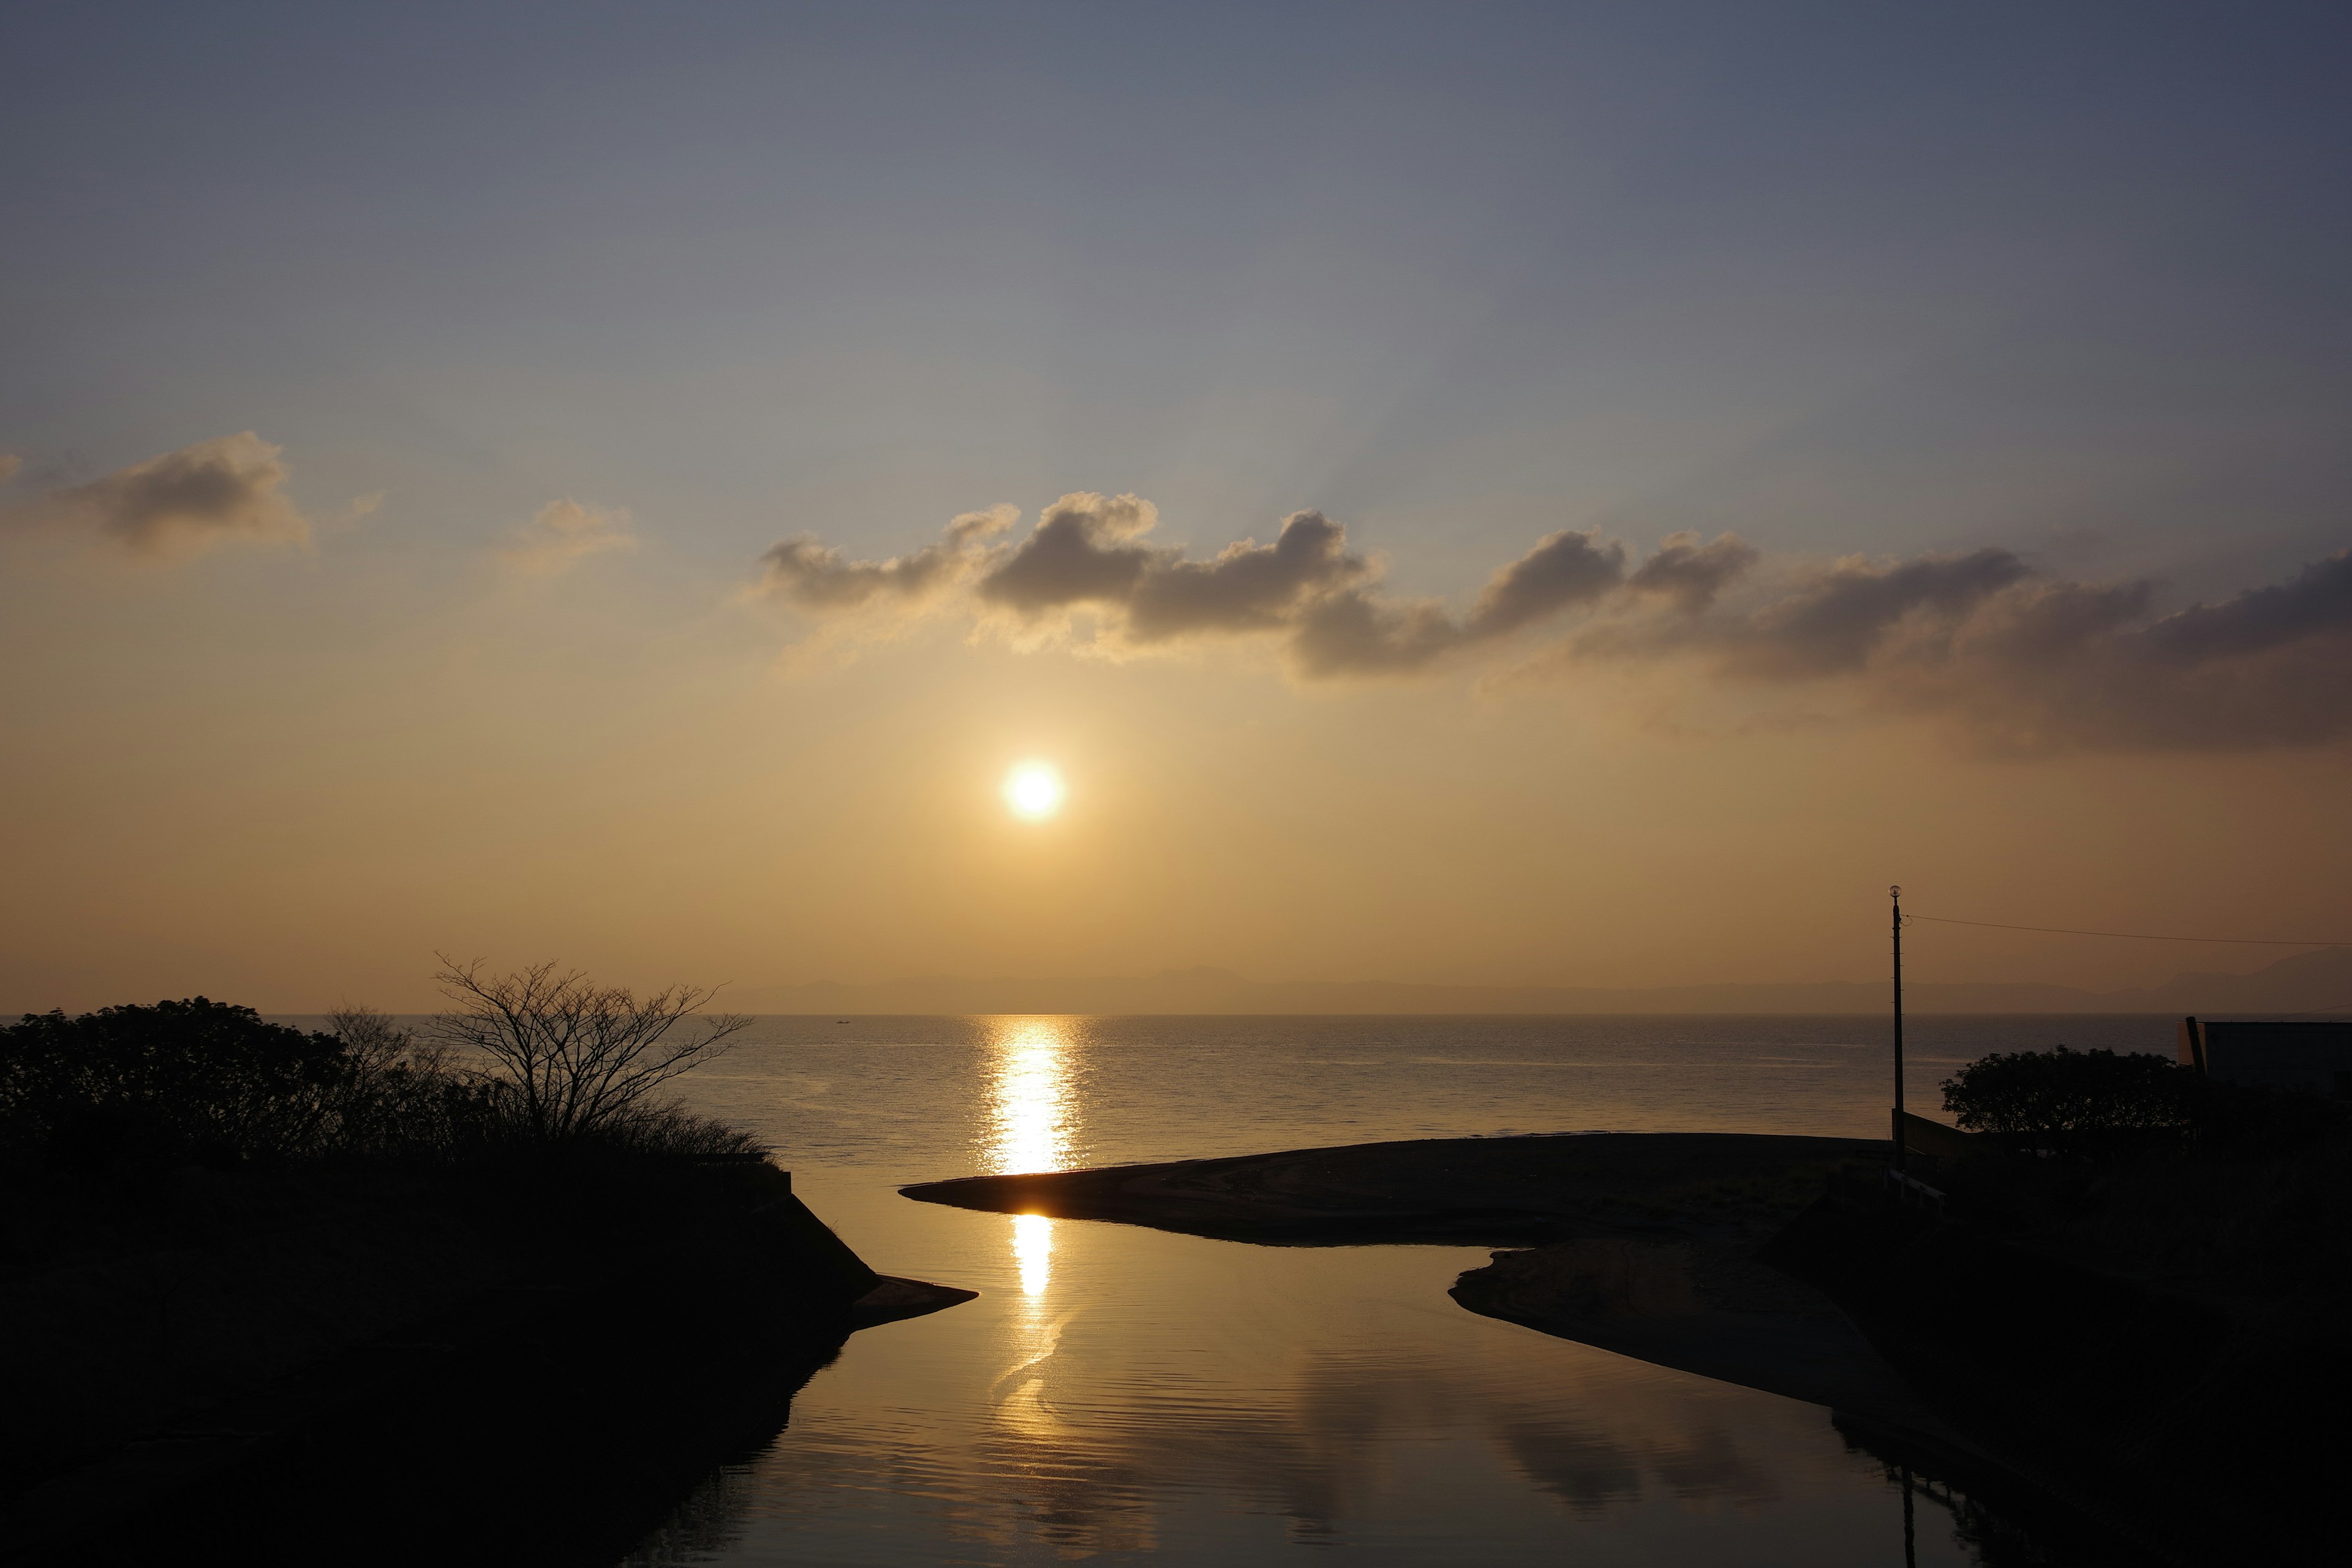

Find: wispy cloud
<box><xmin>0</xmin><ymin>432</ymin><xmax>309</xmax><ymax>560</ymax></box>
<box><xmin>500</xmin><ymin>498</ymin><xmax>637</xmax><ymax>575</ymax></box>
<box><xmin>756</xmin><ymin>495</ymin><xmax>2352</xmax><ymax>753</ymax></box>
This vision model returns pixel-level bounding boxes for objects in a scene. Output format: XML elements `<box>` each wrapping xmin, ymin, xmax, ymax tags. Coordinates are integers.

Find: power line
<box><xmin>1909</xmin><ymin>914</ymin><xmax>2352</xmax><ymax>946</ymax></box>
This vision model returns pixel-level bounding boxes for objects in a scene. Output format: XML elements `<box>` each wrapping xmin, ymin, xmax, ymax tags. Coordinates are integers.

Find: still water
<box><xmin>636</xmin><ymin>1015</ymin><xmax>2168</xmax><ymax>1566</ymax></box>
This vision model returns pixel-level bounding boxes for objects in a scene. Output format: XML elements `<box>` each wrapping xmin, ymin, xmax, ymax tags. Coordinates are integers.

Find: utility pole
<box><xmin>1891</xmin><ymin>884</ymin><xmax>1905</xmax><ymax>1173</ymax></box>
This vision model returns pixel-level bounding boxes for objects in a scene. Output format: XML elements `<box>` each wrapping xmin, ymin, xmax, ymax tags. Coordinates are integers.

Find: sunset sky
<box><xmin>4</xmin><ymin>2</ymin><xmax>2349</xmax><ymax>1011</ymax></box>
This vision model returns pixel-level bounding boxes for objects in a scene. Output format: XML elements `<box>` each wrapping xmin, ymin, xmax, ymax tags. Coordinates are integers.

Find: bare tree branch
<box><xmin>424</xmin><ymin>957</ymin><xmax>752</xmax><ymax>1143</ymax></box>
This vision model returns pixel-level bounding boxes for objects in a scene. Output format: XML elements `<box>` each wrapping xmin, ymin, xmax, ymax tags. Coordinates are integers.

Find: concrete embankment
<box><xmin>1</xmin><ymin>1160</ymin><xmax>971</xmax><ymax>1567</ymax></box>
<box><xmin>1765</xmin><ymin>1183</ymin><xmax>2340</xmax><ymax>1568</ymax></box>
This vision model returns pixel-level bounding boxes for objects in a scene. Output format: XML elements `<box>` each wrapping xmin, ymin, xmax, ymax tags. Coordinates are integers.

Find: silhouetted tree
<box><xmin>321</xmin><ymin>1004</ymin><xmax>481</xmax><ymax>1156</ymax></box>
<box><xmin>1940</xmin><ymin>1046</ymin><xmax>2192</xmax><ymax>1160</ymax></box>
<box><xmin>427</xmin><ymin>959</ymin><xmax>752</xmax><ymax>1144</ymax></box>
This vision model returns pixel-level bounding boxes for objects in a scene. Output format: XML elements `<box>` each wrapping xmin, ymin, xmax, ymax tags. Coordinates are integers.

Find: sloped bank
<box><xmin>0</xmin><ymin>1158</ymin><xmax>971</xmax><ymax>1567</ymax></box>
<box><xmin>1762</xmin><ymin>1175</ymin><xmax>2341</xmax><ymax>1568</ymax></box>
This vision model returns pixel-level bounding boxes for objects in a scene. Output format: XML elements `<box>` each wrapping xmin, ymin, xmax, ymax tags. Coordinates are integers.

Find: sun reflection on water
<box><xmin>1011</xmin><ymin>1212</ymin><xmax>1054</xmax><ymax>1297</ymax></box>
<box><xmin>982</xmin><ymin>1016</ymin><xmax>1077</xmax><ymax>1177</ymax></box>
<box><xmin>983</xmin><ymin>1016</ymin><xmax>1077</xmax><ymax>1299</ymax></box>
<box><xmin>981</xmin><ymin>1017</ymin><xmax>1081</xmax><ymax>1434</ymax></box>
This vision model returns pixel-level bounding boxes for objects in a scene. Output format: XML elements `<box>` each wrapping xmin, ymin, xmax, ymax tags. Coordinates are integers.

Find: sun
<box><xmin>1003</xmin><ymin>761</ymin><xmax>1066</xmax><ymax>821</ymax></box>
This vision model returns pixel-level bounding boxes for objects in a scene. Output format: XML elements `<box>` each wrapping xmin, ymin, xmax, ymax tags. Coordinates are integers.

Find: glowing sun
<box><xmin>1003</xmin><ymin>761</ymin><xmax>1066</xmax><ymax>821</ymax></box>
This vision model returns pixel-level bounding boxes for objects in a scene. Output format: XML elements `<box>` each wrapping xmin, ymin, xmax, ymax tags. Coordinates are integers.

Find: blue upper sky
<box><xmin>5</xmin><ymin>0</ymin><xmax>2349</xmax><ymax>597</ymax></box>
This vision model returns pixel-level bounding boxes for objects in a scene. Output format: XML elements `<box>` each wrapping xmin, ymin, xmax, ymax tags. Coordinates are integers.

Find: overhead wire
<box><xmin>1905</xmin><ymin>910</ymin><xmax>2352</xmax><ymax>1017</ymax></box>
<box><xmin>1906</xmin><ymin>914</ymin><xmax>2351</xmax><ymax>946</ymax></box>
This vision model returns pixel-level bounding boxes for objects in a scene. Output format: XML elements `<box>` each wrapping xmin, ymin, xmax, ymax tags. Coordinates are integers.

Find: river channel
<box><xmin>633</xmin><ymin>1014</ymin><xmax>2165</xmax><ymax>1566</ymax></box>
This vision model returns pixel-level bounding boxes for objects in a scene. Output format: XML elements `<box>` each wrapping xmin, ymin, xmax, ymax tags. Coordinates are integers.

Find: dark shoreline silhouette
<box><xmin>0</xmin><ymin>989</ymin><xmax>978</xmax><ymax>1562</ymax></box>
<box><xmin>1</xmin><ymin>1158</ymin><xmax>971</xmax><ymax>1566</ymax></box>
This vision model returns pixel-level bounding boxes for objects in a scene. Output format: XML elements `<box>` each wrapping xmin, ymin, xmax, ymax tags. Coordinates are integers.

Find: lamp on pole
<box><xmin>1891</xmin><ymin>884</ymin><xmax>1905</xmax><ymax>1173</ymax></box>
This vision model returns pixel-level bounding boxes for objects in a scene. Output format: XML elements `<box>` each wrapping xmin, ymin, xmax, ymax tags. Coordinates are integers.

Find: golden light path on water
<box><xmin>981</xmin><ymin>1017</ymin><xmax>1080</xmax><ymax>1444</ymax></box>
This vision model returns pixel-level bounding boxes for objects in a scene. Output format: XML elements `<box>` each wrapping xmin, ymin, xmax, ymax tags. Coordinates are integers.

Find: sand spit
<box><xmin>900</xmin><ymin>1132</ymin><xmax>1950</xmax><ymax>1420</ymax></box>
<box><xmin>903</xmin><ymin>1131</ymin><xmax>2165</xmax><ymax>1560</ymax></box>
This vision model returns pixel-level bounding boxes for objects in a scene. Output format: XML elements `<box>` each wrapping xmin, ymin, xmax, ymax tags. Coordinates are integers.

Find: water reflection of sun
<box><xmin>981</xmin><ymin>1017</ymin><xmax>1079</xmax><ymax>1303</ymax></box>
<box><xmin>1012</xmin><ymin>1213</ymin><xmax>1054</xmax><ymax>1297</ymax></box>
<box><xmin>984</xmin><ymin>1016</ymin><xmax>1077</xmax><ymax>1177</ymax></box>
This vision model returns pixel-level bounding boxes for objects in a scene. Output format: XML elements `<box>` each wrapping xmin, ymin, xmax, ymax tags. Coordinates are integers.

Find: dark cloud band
<box><xmin>754</xmin><ymin>495</ymin><xmax>2352</xmax><ymax>753</ymax></box>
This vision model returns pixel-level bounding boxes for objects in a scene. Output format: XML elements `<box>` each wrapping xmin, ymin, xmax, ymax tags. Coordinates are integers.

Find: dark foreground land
<box><xmin>0</xmin><ymin>992</ymin><xmax>979</xmax><ymax>1565</ymax></box>
<box><xmin>1</xmin><ymin>1155</ymin><xmax>970</xmax><ymax>1567</ymax></box>
<box><xmin>907</xmin><ymin>1130</ymin><xmax>2348</xmax><ymax>1567</ymax></box>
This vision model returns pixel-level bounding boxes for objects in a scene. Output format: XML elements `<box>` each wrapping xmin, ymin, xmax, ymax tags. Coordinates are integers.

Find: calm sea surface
<box><xmin>627</xmin><ymin>1014</ymin><xmax>2169</xmax><ymax>1567</ymax></box>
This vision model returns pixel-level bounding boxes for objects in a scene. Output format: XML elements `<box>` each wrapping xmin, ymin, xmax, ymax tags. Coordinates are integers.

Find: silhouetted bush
<box><xmin>1940</xmin><ymin>1046</ymin><xmax>2193</xmax><ymax>1161</ymax></box>
<box><xmin>1</xmin><ymin>984</ymin><xmax>763</xmax><ymax>1177</ymax></box>
<box><xmin>1941</xmin><ymin>1044</ymin><xmax>2348</xmax><ymax>1167</ymax></box>
<box><xmin>1</xmin><ymin>1000</ymin><xmax>350</xmax><ymax>1171</ymax></box>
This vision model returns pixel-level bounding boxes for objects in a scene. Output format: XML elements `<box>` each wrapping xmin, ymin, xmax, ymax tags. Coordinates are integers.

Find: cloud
<box><xmin>1727</xmin><ymin>546</ymin><xmax>2033</xmax><ymax>677</ymax></box>
<box><xmin>756</xmin><ymin>504</ymin><xmax>1014</xmax><ymax>611</ymax></box>
<box><xmin>501</xmin><ymin>498</ymin><xmax>637</xmax><ymax>574</ymax></box>
<box><xmin>750</xmin><ymin>492</ymin><xmax>2352</xmax><ymax>752</ymax></box>
<box><xmin>976</xmin><ymin>492</ymin><xmax>1166</xmax><ymax>613</ymax></box>
<box><xmin>1466</xmin><ymin>530</ymin><xmax>1627</xmax><ymax>638</ymax></box>
<box><xmin>1569</xmin><ymin>545</ymin><xmax>2352</xmax><ymax>753</ymax></box>
<box><xmin>767</xmin><ymin>497</ymin><xmax>1651</xmax><ymax>676</ymax></box>
<box><xmin>973</xmin><ymin>497</ymin><xmax>1373</xmax><ymax>643</ymax></box>
<box><xmin>1</xmin><ymin>432</ymin><xmax>309</xmax><ymax>560</ymax></box>
<box><xmin>1875</xmin><ymin>555</ymin><xmax>2352</xmax><ymax>753</ymax></box>
<box><xmin>2140</xmin><ymin>549</ymin><xmax>2352</xmax><ymax>662</ymax></box>
<box><xmin>1625</xmin><ymin>531</ymin><xmax>1759</xmax><ymax>613</ymax></box>
<box><xmin>0</xmin><ymin>455</ymin><xmax>21</xmax><ymax>485</ymax></box>
<box><xmin>1287</xmin><ymin>587</ymin><xmax>1464</xmax><ymax>676</ymax></box>
<box><xmin>1126</xmin><ymin>510</ymin><xmax>1371</xmax><ymax>640</ymax></box>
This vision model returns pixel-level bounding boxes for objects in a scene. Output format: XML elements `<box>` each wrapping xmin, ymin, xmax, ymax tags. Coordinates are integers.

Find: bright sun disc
<box><xmin>1003</xmin><ymin>761</ymin><xmax>1066</xmax><ymax>821</ymax></box>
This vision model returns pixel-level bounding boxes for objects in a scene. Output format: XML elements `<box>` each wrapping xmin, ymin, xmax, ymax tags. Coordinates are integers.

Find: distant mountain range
<box><xmin>727</xmin><ymin>946</ymin><xmax>2352</xmax><ymax>1017</ymax></box>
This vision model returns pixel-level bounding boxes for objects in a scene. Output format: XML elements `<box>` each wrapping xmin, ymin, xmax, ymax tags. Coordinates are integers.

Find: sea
<box><xmin>609</xmin><ymin>1012</ymin><xmax>2168</xmax><ymax>1567</ymax></box>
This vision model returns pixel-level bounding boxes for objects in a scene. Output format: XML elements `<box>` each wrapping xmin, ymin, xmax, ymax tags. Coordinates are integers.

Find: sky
<box><xmin>4</xmin><ymin>1</ymin><xmax>2350</xmax><ymax>1011</ymax></box>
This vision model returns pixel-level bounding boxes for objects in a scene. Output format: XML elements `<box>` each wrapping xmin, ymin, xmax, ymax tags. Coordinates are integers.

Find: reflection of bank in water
<box><xmin>1834</xmin><ymin>1417</ymin><xmax>2132</xmax><ymax>1568</ymax></box>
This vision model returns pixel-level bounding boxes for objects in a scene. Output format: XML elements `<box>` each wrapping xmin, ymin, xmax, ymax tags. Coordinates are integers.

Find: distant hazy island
<box><xmin>727</xmin><ymin>945</ymin><xmax>2352</xmax><ymax>1017</ymax></box>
